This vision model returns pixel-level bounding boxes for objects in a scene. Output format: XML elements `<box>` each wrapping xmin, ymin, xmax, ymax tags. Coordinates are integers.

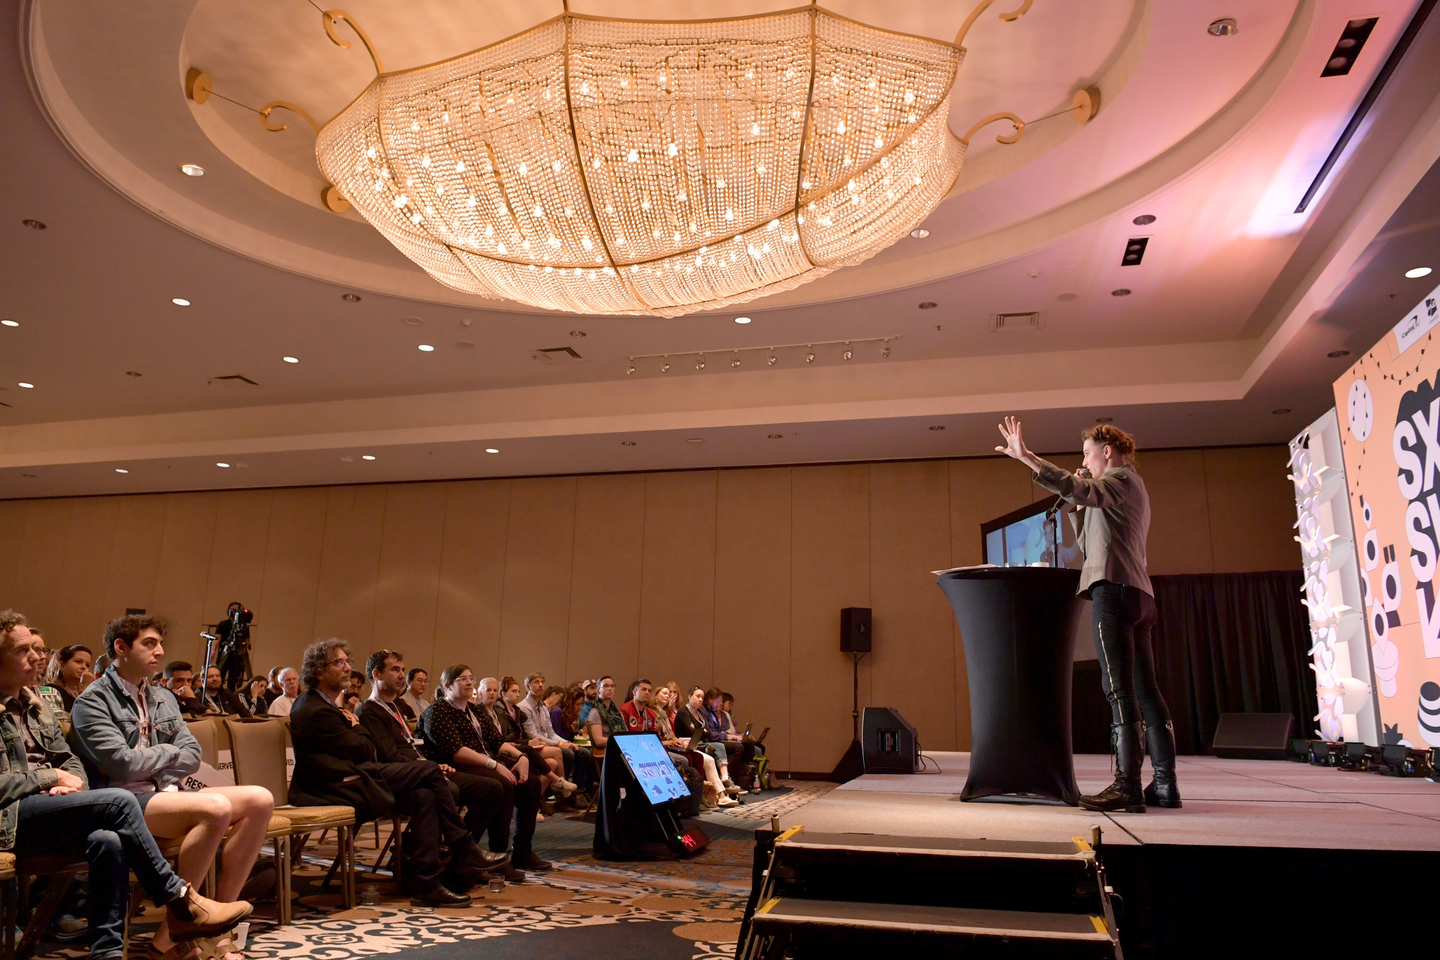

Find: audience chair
<box><xmin>12</xmin><ymin>854</ymin><xmax>86</xmax><ymax>959</ymax></box>
<box><xmin>0</xmin><ymin>852</ymin><xmax>15</xmax><ymax>960</ymax></box>
<box><xmin>223</xmin><ymin>718</ymin><xmax>355</xmax><ymax>917</ymax></box>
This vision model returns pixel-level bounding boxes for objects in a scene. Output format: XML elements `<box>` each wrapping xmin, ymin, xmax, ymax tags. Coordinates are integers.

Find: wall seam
<box><xmin>429</xmin><ymin>484</ymin><xmax>454</xmax><ymax>673</ymax></box>
<box><xmin>1201</xmin><ymin>451</ymin><xmax>1218</xmax><ymax>573</ymax></box>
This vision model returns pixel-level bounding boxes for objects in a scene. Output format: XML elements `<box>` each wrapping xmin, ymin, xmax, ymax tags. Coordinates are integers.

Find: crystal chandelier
<box><xmin>314</xmin><ymin>2</ymin><xmax>1032</xmax><ymax>317</ymax></box>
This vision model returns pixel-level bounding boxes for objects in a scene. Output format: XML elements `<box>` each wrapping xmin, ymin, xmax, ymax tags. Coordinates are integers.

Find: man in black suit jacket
<box><xmin>288</xmin><ymin>638</ymin><xmax>494</xmax><ymax>906</ymax></box>
<box><xmin>356</xmin><ymin>650</ymin><xmax>510</xmax><ymax>877</ymax></box>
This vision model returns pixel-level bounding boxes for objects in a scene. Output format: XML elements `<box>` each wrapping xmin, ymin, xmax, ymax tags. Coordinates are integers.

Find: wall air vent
<box><xmin>992</xmin><ymin>312</ymin><xmax>1041</xmax><ymax>332</ymax></box>
<box><xmin>207</xmin><ymin>374</ymin><xmax>260</xmax><ymax>386</ymax></box>
<box><xmin>532</xmin><ymin>346</ymin><xmax>585</xmax><ymax>363</ymax></box>
<box><xmin>1321</xmin><ymin>18</ymin><xmax>1378</xmax><ymax>77</ymax></box>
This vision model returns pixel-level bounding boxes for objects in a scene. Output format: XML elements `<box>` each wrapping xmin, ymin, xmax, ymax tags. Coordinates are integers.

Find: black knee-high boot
<box><xmin>1143</xmin><ymin>720</ymin><xmax>1182</xmax><ymax>808</ymax></box>
<box><xmin>1080</xmin><ymin>721</ymin><xmax>1146</xmax><ymax>813</ymax></box>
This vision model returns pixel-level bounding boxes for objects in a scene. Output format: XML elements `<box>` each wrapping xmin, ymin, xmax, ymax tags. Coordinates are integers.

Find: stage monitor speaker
<box><xmin>840</xmin><ymin>607</ymin><xmax>872</xmax><ymax>653</ymax></box>
<box><xmin>1212</xmin><ymin>712</ymin><xmax>1295</xmax><ymax>760</ymax></box>
<box><xmin>861</xmin><ymin>707</ymin><xmax>918</xmax><ymax>773</ymax></box>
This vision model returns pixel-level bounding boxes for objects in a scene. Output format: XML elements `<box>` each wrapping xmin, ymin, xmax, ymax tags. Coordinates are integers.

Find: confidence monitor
<box><xmin>593</xmin><ymin>732</ymin><xmax>709</xmax><ymax>860</ymax></box>
<box><xmin>981</xmin><ymin>498</ymin><xmax>1082</xmax><ymax>570</ymax></box>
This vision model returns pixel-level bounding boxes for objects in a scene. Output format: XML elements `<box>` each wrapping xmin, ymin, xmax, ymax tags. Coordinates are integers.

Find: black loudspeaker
<box><xmin>1211</xmin><ymin>713</ymin><xmax>1295</xmax><ymax>760</ymax></box>
<box><xmin>861</xmin><ymin>707</ymin><xmax>918</xmax><ymax>773</ymax></box>
<box><xmin>840</xmin><ymin>607</ymin><xmax>872</xmax><ymax>653</ymax></box>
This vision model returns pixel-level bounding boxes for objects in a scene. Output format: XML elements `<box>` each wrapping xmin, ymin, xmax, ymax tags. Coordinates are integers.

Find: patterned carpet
<box><xmin>34</xmin><ymin>779</ymin><xmax>834</xmax><ymax>960</ymax></box>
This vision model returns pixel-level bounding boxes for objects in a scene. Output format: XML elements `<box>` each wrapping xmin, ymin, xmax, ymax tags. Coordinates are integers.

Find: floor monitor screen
<box><xmin>611</xmin><ymin>733</ymin><xmax>691</xmax><ymax>806</ymax></box>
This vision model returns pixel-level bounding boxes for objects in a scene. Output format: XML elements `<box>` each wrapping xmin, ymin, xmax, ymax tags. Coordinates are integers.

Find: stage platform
<box><xmin>760</xmin><ymin>753</ymin><xmax>1440</xmax><ymax>957</ymax></box>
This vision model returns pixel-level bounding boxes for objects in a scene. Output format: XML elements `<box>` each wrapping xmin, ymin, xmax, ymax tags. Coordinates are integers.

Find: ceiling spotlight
<box><xmin>1096</xmin><ymin>416</ymin><xmax>1114</xmax><ymax>424</ymax></box>
<box><xmin>570</xmin><ymin>330</ymin><xmax>587</xmax><ymax>337</ymax></box>
<box><xmin>484</xmin><ymin>448</ymin><xmax>500</xmax><ymax>454</ymax></box>
<box><xmin>402</xmin><ymin>317</ymin><xmax>424</xmax><ymax>326</ymax></box>
<box><xmin>621</xmin><ymin>440</ymin><xmax>637</xmax><ymax>446</ymax></box>
<box><xmin>1328</xmin><ymin>349</ymin><xmax>1351</xmax><ymax>358</ymax></box>
<box><xmin>1272</xmin><ymin>408</ymin><xmax>1292</xmax><ymax>415</ymax></box>
<box><xmin>686</xmin><ymin>438</ymin><xmax>704</xmax><ymax>444</ymax></box>
<box><xmin>696</xmin><ymin>356</ymin><xmax>706</xmax><ymax>370</ymax></box>
<box><xmin>115</xmin><ymin>468</ymin><xmax>129</xmax><ymax>474</ymax></box>
<box><xmin>662</xmin><ymin>358</ymin><xmax>671</xmax><ymax>372</ymax></box>
<box><xmin>929</xmin><ymin>425</ymin><xmax>945</xmax><ymax>431</ymax></box>
<box><xmin>172</xmin><ymin>298</ymin><xmax>191</xmax><ymax>306</ymax></box>
<box><xmin>881</xmin><ymin>343</ymin><xmax>891</xmax><ymax>359</ymax></box>
<box><xmin>342</xmin><ymin>293</ymin><xmax>362</xmax><ymax>302</ymax></box>
<box><xmin>22</xmin><ymin>219</ymin><xmax>46</xmax><ymax>230</ymax></box>
<box><xmin>842</xmin><ymin>344</ymin><xmax>853</xmax><ymax>361</ymax></box>
<box><xmin>767</xmin><ymin>353</ymin><xmax>778</xmax><ymax>366</ymax></box>
<box><xmin>180</xmin><ymin>163</ymin><xmax>206</xmax><ymax>177</ymax></box>
<box><xmin>768</xmin><ymin>433</ymin><xmax>784</xmax><ymax>439</ymax></box>
<box><xmin>1111</xmin><ymin>288</ymin><xmax>1132</xmax><ymax>297</ymax></box>
<box><xmin>1406</xmin><ymin>267</ymin><xmax>1434</xmax><ymax>279</ymax></box>
<box><xmin>126</xmin><ymin>371</ymin><xmax>142</xmax><ymax>377</ymax></box>
<box><xmin>17</xmin><ymin>382</ymin><xmax>34</xmax><ymax>389</ymax></box>
<box><xmin>734</xmin><ymin>316</ymin><xmax>752</xmax><ymax>324</ymax></box>
<box><xmin>216</xmin><ymin>462</ymin><xmax>231</xmax><ymax>468</ymax></box>
<box><xmin>283</xmin><ymin>356</ymin><xmax>299</xmax><ymax>363</ymax></box>
<box><xmin>418</xmin><ymin>344</ymin><xmax>435</xmax><ymax>351</ymax></box>
<box><xmin>805</xmin><ymin>348</ymin><xmax>816</xmax><ymax>363</ymax></box>
<box><xmin>1208</xmin><ymin>18</ymin><xmax>1238</xmax><ymax>36</ymax></box>
<box><xmin>1</xmin><ymin>320</ymin><xmax>18</xmax><ymax>327</ymax></box>
<box><xmin>731</xmin><ymin>355</ymin><xmax>741</xmax><ymax>367</ymax></box>
<box><xmin>626</xmin><ymin>363</ymin><xmax>636</xmax><ymax>375</ymax></box>
<box><xmin>910</xmin><ymin>228</ymin><xmax>930</xmax><ymax>239</ymax></box>
<box><xmin>1133</xmin><ymin>214</ymin><xmax>1156</xmax><ymax>226</ymax></box>
<box><xmin>362</xmin><ymin>454</ymin><xmax>376</xmax><ymax>460</ymax></box>
<box><xmin>918</xmin><ymin>301</ymin><xmax>937</xmax><ymax>309</ymax></box>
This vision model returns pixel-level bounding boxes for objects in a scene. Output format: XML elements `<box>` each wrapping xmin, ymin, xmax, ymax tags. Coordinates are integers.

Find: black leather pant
<box><xmin>1090</xmin><ymin>581</ymin><xmax>1171</xmax><ymax>730</ymax></box>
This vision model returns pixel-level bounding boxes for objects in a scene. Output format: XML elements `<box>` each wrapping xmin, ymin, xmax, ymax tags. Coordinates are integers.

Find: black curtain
<box><xmin>1148</xmin><ymin>571</ymin><xmax>1315</xmax><ymax>755</ymax></box>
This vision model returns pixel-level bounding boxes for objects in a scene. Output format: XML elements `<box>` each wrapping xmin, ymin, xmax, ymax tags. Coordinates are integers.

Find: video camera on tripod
<box><xmin>218</xmin><ymin>603</ymin><xmax>253</xmax><ymax>666</ymax></box>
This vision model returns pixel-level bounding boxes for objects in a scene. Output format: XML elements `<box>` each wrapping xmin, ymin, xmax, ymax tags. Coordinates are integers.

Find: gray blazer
<box><xmin>1032</xmin><ymin>459</ymin><xmax>1153</xmax><ymax>598</ymax></box>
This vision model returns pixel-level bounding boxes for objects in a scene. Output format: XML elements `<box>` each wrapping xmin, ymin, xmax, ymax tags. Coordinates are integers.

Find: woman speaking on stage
<box><xmin>995</xmin><ymin>417</ymin><xmax>1181</xmax><ymax>812</ymax></box>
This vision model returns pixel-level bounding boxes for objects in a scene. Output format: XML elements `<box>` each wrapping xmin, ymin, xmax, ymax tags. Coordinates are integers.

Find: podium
<box><xmin>937</xmin><ymin>567</ymin><xmax>1085</xmax><ymax>805</ymax></box>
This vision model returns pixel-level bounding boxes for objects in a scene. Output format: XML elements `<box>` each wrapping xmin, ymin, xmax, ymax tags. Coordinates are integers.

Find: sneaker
<box><xmin>53</xmin><ymin>914</ymin><xmax>88</xmax><ymax>943</ymax></box>
<box><xmin>722</xmin><ymin>780</ymin><xmax>742</xmax><ymax>796</ymax></box>
<box><xmin>166</xmin><ymin>884</ymin><xmax>253</xmax><ymax>940</ymax></box>
<box><xmin>717</xmin><ymin>795</ymin><xmax>740</xmax><ymax>808</ymax></box>
<box><xmin>554</xmin><ymin>777</ymin><xmax>579</xmax><ymax>795</ymax></box>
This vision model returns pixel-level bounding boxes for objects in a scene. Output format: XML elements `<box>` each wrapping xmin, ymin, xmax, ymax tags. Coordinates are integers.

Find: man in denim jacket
<box><xmin>0</xmin><ymin>609</ymin><xmax>249</xmax><ymax>960</ymax></box>
<box><xmin>70</xmin><ymin>614</ymin><xmax>273</xmax><ymax>960</ymax></box>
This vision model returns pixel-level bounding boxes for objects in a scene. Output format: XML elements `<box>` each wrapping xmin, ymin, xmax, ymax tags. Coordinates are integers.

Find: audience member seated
<box><xmin>400</xmin><ymin>668</ymin><xmax>429</xmax><ymax>726</ymax></box>
<box><xmin>705</xmin><ymin>687</ymin><xmax>757</xmax><ymax>790</ymax></box>
<box><xmin>47</xmin><ymin>643</ymin><xmax>95</xmax><ymax>712</ymax></box>
<box><xmin>618</xmin><ymin>680</ymin><xmax>704</xmax><ymax>814</ymax></box>
<box><xmin>556</xmin><ymin>686</ymin><xmax>587</xmax><ymax>743</ymax></box>
<box><xmin>1</xmin><ymin>610</ymin><xmax>251</xmax><ymax>960</ymax></box>
<box><xmin>582</xmin><ymin>679</ymin><xmax>598</xmax><ymax>702</ymax></box>
<box><xmin>161</xmin><ymin>661</ymin><xmax>206</xmax><ymax>717</ymax></box>
<box><xmin>287</xmin><ymin>639</ymin><xmax>490</xmax><ymax>906</ymax></box>
<box><xmin>199</xmin><ymin>665</ymin><xmax>252</xmax><ymax>718</ymax></box>
<box><xmin>419</xmin><ymin>666</ymin><xmax>547</xmax><ymax>874</ymax></box>
<box><xmin>69</xmin><ymin>614</ymin><xmax>274</xmax><ymax>960</ymax></box>
<box><xmin>237</xmin><ymin>676</ymin><xmax>269</xmax><ymax>715</ymax></box>
<box><xmin>654</xmin><ymin>685</ymin><xmax>733</xmax><ymax>808</ymax></box>
<box><xmin>674</xmin><ymin>686</ymin><xmax>743</xmax><ymax>797</ymax></box>
<box><xmin>355</xmin><ymin>650</ymin><xmax>509</xmax><ymax>876</ymax></box>
<box><xmin>344</xmin><ymin>669</ymin><xmax>366</xmax><ymax>712</ymax></box>
<box><xmin>500</xmin><ymin>676</ymin><xmax>573</xmax><ymax>799</ymax></box>
<box><xmin>266</xmin><ymin>667</ymin><xmax>299</xmax><ymax>717</ymax></box>
<box><xmin>487</xmin><ymin>678</ymin><xmax>569</xmax><ymax>804</ymax></box>
<box><xmin>578</xmin><ymin>676</ymin><xmax>625</xmax><ymax>752</ymax></box>
<box><xmin>261</xmin><ymin>667</ymin><xmax>286</xmax><ymax>709</ymax></box>
<box><xmin>519</xmin><ymin>673</ymin><xmax>590</xmax><ymax>803</ymax></box>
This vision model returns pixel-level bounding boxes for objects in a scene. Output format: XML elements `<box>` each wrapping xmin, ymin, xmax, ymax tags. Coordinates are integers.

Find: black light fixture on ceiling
<box><xmin>21</xmin><ymin>219</ymin><xmax>46</xmax><ymax>230</ymax></box>
<box><xmin>1121</xmin><ymin>237</ymin><xmax>1149</xmax><ymax>266</ymax></box>
<box><xmin>1328</xmin><ymin>349</ymin><xmax>1351</xmax><ymax>359</ymax></box>
<box><xmin>1321</xmin><ymin>18</ymin><xmax>1379</xmax><ymax>77</ymax></box>
<box><xmin>342</xmin><ymin>293</ymin><xmax>362</xmax><ymax>302</ymax></box>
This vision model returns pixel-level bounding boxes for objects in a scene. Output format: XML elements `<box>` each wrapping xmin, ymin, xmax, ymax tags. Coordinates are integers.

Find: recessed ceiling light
<box><xmin>180</xmin><ymin>163</ymin><xmax>205</xmax><ymax>177</ymax></box>
<box><xmin>342</xmin><ymin>293</ymin><xmax>362</xmax><ymax>302</ymax></box>
<box><xmin>126</xmin><ymin>371</ymin><xmax>142</xmax><ymax>377</ymax></box>
<box><xmin>1406</xmin><ymin>267</ymin><xmax>1433</xmax><ymax>279</ymax></box>
<box><xmin>485</xmin><ymin>447</ymin><xmax>500</xmax><ymax>454</ymax></box>
<box><xmin>1328</xmin><ymin>349</ymin><xmax>1351</xmax><ymax>358</ymax></box>
<box><xmin>456</xmin><ymin>341</ymin><xmax>475</xmax><ymax>349</ymax></box>
<box><xmin>21</xmin><ymin>474</ymin><xmax>35</xmax><ymax>478</ymax></box>
<box><xmin>1272</xmin><ymin>408</ymin><xmax>1292</xmax><ymax>415</ymax></box>
<box><xmin>115</xmin><ymin>468</ymin><xmax>129</xmax><ymax>474</ymax></box>
<box><xmin>216</xmin><ymin>462</ymin><xmax>231</xmax><ymax>468</ymax></box>
<box><xmin>767</xmin><ymin>433</ymin><xmax>783</xmax><ymax>439</ymax></box>
<box><xmin>1132</xmin><ymin>214</ymin><xmax>1156</xmax><ymax>226</ymax></box>
<box><xmin>570</xmin><ymin>330</ymin><xmax>587</xmax><ymax>337</ymax></box>
<box><xmin>734</xmin><ymin>316</ymin><xmax>752</xmax><ymax>324</ymax></box>
<box><xmin>172</xmin><ymin>298</ymin><xmax>191</xmax><ymax>306</ymax></box>
<box><xmin>929</xmin><ymin>425</ymin><xmax>945</xmax><ymax>431</ymax></box>
<box><xmin>361</xmin><ymin>454</ymin><xmax>376</xmax><ymax>460</ymax></box>
<box><xmin>1</xmin><ymin>319</ymin><xmax>17</xmax><ymax>327</ymax></box>
<box><xmin>686</xmin><ymin>438</ymin><xmax>704</xmax><ymax>444</ymax></box>
<box><xmin>402</xmin><ymin>317</ymin><xmax>424</xmax><ymax>326</ymax></box>
<box><xmin>1111</xmin><ymin>288</ymin><xmax>1132</xmax><ymax>297</ymax></box>
<box><xmin>418</xmin><ymin>344</ymin><xmax>435</xmax><ymax>351</ymax></box>
<box><xmin>283</xmin><ymin>356</ymin><xmax>299</xmax><ymax>363</ymax></box>
<box><xmin>910</xmin><ymin>228</ymin><xmax>930</xmax><ymax>239</ymax></box>
<box><xmin>621</xmin><ymin>440</ymin><xmax>637</xmax><ymax>446</ymax></box>
<box><xmin>22</xmin><ymin>219</ymin><xmax>45</xmax><ymax>230</ymax></box>
<box><xmin>17</xmin><ymin>382</ymin><xmax>34</xmax><ymax>389</ymax></box>
<box><xmin>918</xmin><ymin>301</ymin><xmax>937</xmax><ymax>309</ymax></box>
<box><xmin>1208</xmin><ymin>18</ymin><xmax>1238</xmax><ymax>36</ymax></box>
<box><xmin>1095</xmin><ymin>417</ymin><xmax>1114</xmax><ymax>424</ymax></box>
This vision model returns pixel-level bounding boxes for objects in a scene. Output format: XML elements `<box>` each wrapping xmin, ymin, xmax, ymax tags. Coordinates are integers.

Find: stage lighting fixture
<box><xmin>1340</xmin><ymin>741</ymin><xmax>1380</xmax><ymax>771</ymax></box>
<box><xmin>1430</xmin><ymin>748</ymin><xmax>1440</xmax><ymax>783</ymax></box>
<box><xmin>1379</xmin><ymin>744</ymin><xmax>1431</xmax><ymax>777</ymax></box>
<box><xmin>1307</xmin><ymin>740</ymin><xmax>1341</xmax><ymax>766</ymax></box>
<box><xmin>1287</xmin><ymin>738</ymin><xmax>1310</xmax><ymax>762</ymax></box>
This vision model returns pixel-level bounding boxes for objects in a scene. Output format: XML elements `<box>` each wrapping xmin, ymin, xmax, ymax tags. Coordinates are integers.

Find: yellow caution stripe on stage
<box><xmin>1091</xmin><ymin>916</ymin><xmax>1108</xmax><ymax>935</ymax></box>
<box><xmin>757</xmin><ymin>898</ymin><xmax>781</xmax><ymax>914</ymax></box>
<box><xmin>775</xmin><ymin>825</ymin><xmax>805</xmax><ymax>844</ymax></box>
<box><xmin>1072</xmin><ymin>835</ymin><xmax>1092</xmax><ymax>851</ymax></box>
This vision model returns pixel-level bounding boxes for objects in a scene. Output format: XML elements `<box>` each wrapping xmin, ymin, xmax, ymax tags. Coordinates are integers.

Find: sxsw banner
<box><xmin>1335</xmin><ymin>278</ymin><xmax>1440</xmax><ymax>747</ymax></box>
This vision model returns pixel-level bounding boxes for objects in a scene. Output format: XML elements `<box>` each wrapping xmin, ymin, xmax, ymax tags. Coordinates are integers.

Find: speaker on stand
<box><xmin>829</xmin><ymin>608</ymin><xmax>871</xmax><ymax>782</ymax></box>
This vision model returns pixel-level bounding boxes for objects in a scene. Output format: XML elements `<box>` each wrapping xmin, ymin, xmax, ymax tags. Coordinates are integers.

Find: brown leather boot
<box><xmin>166</xmin><ymin>884</ymin><xmax>253</xmax><ymax>941</ymax></box>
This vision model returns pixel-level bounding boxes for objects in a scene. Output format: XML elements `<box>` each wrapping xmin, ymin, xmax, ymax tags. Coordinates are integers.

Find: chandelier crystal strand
<box><xmin>317</xmin><ymin>7</ymin><xmax>984</xmax><ymax>317</ymax></box>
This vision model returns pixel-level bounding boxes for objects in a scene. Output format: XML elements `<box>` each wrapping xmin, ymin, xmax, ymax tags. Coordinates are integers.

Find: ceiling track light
<box><xmin>627</xmin><ymin>335</ymin><xmax>900</xmax><ymax>374</ymax></box>
<box><xmin>842</xmin><ymin>343</ymin><xmax>853</xmax><ymax>361</ymax></box>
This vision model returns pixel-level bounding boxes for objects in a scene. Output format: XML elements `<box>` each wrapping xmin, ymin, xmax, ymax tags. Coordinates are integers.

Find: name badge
<box><xmin>411</xmin><ymin>736</ymin><xmax>425</xmax><ymax>746</ymax></box>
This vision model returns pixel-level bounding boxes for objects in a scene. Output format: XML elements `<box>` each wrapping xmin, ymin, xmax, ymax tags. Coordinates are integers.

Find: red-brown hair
<box><xmin>1081</xmin><ymin>424</ymin><xmax>1137</xmax><ymax>463</ymax></box>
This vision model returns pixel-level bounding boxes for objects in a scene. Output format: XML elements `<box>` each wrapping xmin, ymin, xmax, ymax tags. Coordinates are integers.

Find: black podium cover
<box><xmin>938</xmin><ymin>567</ymin><xmax>1084</xmax><ymax>805</ymax></box>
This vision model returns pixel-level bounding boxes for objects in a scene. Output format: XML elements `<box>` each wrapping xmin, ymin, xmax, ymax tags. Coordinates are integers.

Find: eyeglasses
<box><xmin>328</xmin><ymin>658</ymin><xmax>351</xmax><ymax>669</ymax></box>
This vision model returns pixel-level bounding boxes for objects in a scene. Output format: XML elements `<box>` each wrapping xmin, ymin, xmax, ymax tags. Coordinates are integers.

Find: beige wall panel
<box><xmin>1140</xmin><ymin>449</ymin><xmax>1214</xmax><ymax>576</ymax></box>
<box><xmin>433</xmin><ymin>480</ymin><xmax>511</xmax><ymax>680</ymax></box>
<box><xmin>567</xmin><ymin>473</ymin><xmax>646</xmax><ymax>687</ymax></box>
<box><xmin>1203</xmin><ymin>446</ymin><xmax>1296</xmax><ymax>573</ymax></box>
<box><xmin>103</xmin><ymin>495</ymin><xmax>170</xmax><ymax>623</ymax></box>
<box><xmin>254</xmin><ymin>488</ymin><xmax>328</xmax><ymax>670</ymax></box>
<box><xmin>869</xmin><ymin>460</ymin><xmax>959</xmax><ymax>752</ymax></box>
<box><xmin>150</xmin><ymin>494</ymin><xmax>221</xmax><ymax>659</ymax></box>
<box><xmin>13</xmin><ymin>499</ymin><xmax>74</xmax><ymax>632</ymax></box>
<box><xmin>638</xmin><ymin>471</ymin><xmax>718</xmax><ymax>693</ymax></box>
<box><xmin>789</xmin><ymin>463</ymin><xmax>870</xmax><ymax>773</ymax></box>
<box><xmin>372</xmin><ymin>483</ymin><xmax>449</xmax><ymax>671</ymax></box>
<box><xmin>0</xmin><ymin>500</ymin><xmax>29</xmax><ymax>601</ymax></box>
<box><xmin>50</xmin><ymin>496</ymin><xmax>120</xmax><ymax>648</ymax></box>
<box><xmin>313</xmin><ymin>485</ymin><xmax>388</xmax><ymax>651</ymax></box>
<box><xmin>714</xmin><ymin>467</ymin><xmax>793</xmax><ymax>769</ymax></box>
<box><xmin>199</xmin><ymin>490</ymin><xmax>274</xmax><ymax>667</ymax></box>
<box><xmin>948</xmin><ymin>457</ymin><xmax>1036</xmax><ymax>567</ymax></box>
<box><xmin>498</xmin><ymin>477</ymin><xmax>577</xmax><ymax>685</ymax></box>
